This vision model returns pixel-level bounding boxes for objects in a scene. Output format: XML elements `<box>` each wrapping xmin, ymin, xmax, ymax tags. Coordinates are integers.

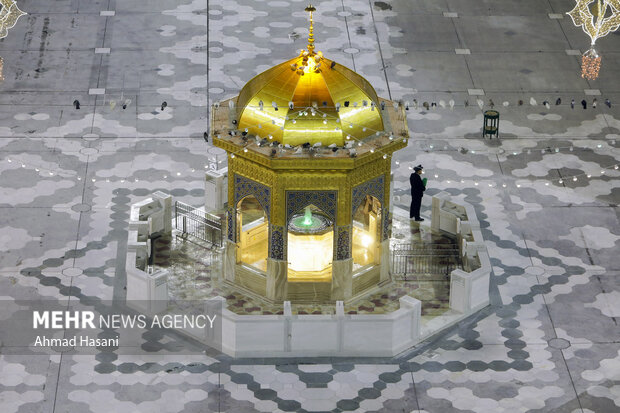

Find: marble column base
<box><xmin>379</xmin><ymin>239</ymin><xmax>391</xmax><ymax>283</ymax></box>
<box><xmin>223</xmin><ymin>241</ymin><xmax>236</xmax><ymax>283</ymax></box>
<box><xmin>331</xmin><ymin>258</ymin><xmax>353</xmax><ymax>301</ymax></box>
<box><xmin>266</xmin><ymin>258</ymin><xmax>287</xmax><ymax>301</ymax></box>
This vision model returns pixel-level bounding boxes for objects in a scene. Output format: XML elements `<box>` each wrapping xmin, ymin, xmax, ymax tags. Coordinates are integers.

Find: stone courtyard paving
<box><xmin>0</xmin><ymin>0</ymin><xmax>619</xmax><ymax>412</ymax></box>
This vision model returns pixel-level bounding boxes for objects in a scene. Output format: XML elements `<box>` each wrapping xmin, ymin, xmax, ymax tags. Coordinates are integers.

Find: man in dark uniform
<box><xmin>410</xmin><ymin>165</ymin><xmax>426</xmax><ymax>221</ymax></box>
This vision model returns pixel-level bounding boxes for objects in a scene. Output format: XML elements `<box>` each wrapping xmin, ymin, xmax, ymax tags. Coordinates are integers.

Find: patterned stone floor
<box><xmin>0</xmin><ymin>0</ymin><xmax>619</xmax><ymax>412</ymax></box>
<box><xmin>155</xmin><ymin>222</ymin><xmax>455</xmax><ymax>316</ymax></box>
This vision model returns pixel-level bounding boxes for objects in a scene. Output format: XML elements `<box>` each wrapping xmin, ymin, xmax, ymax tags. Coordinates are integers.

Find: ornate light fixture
<box><xmin>0</xmin><ymin>0</ymin><xmax>26</xmax><ymax>38</ymax></box>
<box><xmin>581</xmin><ymin>47</ymin><xmax>601</xmax><ymax>80</ymax></box>
<box><xmin>0</xmin><ymin>0</ymin><xmax>27</xmax><ymax>82</ymax></box>
<box><xmin>567</xmin><ymin>0</ymin><xmax>620</xmax><ymax>80</ymax></box>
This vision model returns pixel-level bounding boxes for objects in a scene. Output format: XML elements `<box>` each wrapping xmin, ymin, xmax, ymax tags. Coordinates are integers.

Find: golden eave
<box><xmin>212</xmin><ymin>95</ymin><xmax>409</xmax><ymax>167</ymax></box>
<box><xmin>213</xmin><ymin>136</ymin><xmax>407</xmax><ymax>171</ymax></box>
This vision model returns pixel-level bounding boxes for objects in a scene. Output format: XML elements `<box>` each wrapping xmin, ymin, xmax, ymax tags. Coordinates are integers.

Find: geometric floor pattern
<box><xmin>0</xmin><ymin>0</ymin><xmax>619</xmax><ymax>412</ymax></box>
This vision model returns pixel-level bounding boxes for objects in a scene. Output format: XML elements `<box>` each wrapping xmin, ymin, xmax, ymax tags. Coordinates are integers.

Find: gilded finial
<box><xmin>305</xmin><ymin>4</ymin><xmax>316</xmax><ymax>54</ymax></box>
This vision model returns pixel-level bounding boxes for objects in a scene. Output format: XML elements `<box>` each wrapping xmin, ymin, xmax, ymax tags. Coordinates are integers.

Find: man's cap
<box><xmin>413</xmin><ymin>165</ymin><xmax>423</xmax><ymax>172</ymax></box>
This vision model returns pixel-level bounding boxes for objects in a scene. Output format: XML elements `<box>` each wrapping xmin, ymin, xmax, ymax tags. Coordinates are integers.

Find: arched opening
<box><xmin>352</xmin><ymin>195</ymin><xmax>382</xmax><ymax>270</ymax></box>
<box><xmin>236</xmin><ymin>195</ymin><xmax>268</xmax><ymax>271</ymax></box>
<box><xmin>287</xmin><ymin>204</ymin><xmax>333</xmax><ymax>282</ymax></box>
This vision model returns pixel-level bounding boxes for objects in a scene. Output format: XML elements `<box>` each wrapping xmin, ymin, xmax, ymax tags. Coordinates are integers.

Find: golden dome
<box><xmin>236</xmin><ymin>6</ymin><xmax>384</xmax><ymax>147</ymax></box>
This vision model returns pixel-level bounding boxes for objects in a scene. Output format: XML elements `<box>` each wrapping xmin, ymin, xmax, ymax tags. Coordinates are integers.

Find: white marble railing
<box><xmin>125</xmin><ymin>191</ymin><xmax>172</xmax><ymax>315</ymax></box>
<box><xmin>215</xmin><ymin>296</ymin><xmax>421</xmax><ymax>358</ymax></box>
<box><xmin>431</xmin><ymin>192</ymin><xmax>492</xmax><ymax>314</ymax></box>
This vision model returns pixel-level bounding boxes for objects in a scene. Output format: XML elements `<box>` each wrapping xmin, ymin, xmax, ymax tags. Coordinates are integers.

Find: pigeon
<box><xmin>413</xmin><ymin>99</ymin><xmax>418</xmax><ymax>109</ymax></box>
<box><xmin>592</xmin><ymin>98</ymin><xmax>597</xmax><ymax>109</ymax></box>
<box><xmin>313</xmin><ymin>142</ymin><xmax>322</xmax><ymax>147</ymax></box>
<box><xmin>431</xmin><ymin>101</ymin><xmax>437</xmax><ymax>108</ymax></box>
<box><xmin>571</xmin><ymin>99</ymin><xmax>575</xmax><ymax>109</ymax></box>
<box><xmin>476</xmin><ymin>99</ymin><xmax>484</xmax><ymax>110</ymax></box>
<box><xmin>449</xmin><ymin>99</ymin><xmax>455</xmax><ymax>109</ymax></box>
<box><xmin>555</xmin><ymin>98</ymin><xmax>561</xmax><ymax>105</ymax></box>
<box><xmin>581</xmin><ymin>99</ymin><xmax>587</xmax><ymax>109</ymax></box>
<box><xmin>464</xmin><ymin>99</ymin><xmax>469</xmax><ymax>107</ymax></box>
<box><xmin>489</xmin><ymin>99</ymin><xmax>495</xmax><ymax>108</ymax></box>
<box><xmin>423</xmin><ymin>101</ymin><xmax>430</xmax><ymax>110</ymax></box>
<box><xmin>328</xmin><ymin>143</ymin><xmax>337</xmax><ymax>148</ymax></box>
<box><xmin>258</xmin><ymin>100</ymin><xmax>264</xmax><ymax>110</ymax></box>
<box><xmin>294</xmin><ymin>146</ymin><xmax>303</xmax><ymax>154</ymax></box>
<box><xmin>405</xmin><ymin>101</ymin><xmax>410</xmax><ymax>110</ymax></box>
<box><xmin>518</xmin><ymin>100</ymin><xmax>523</xmax><ymax>106</ymax></box>
<box><xmin>439</xmin><ymin>100</ymin><xmax>446</xmax><ymax>108</ymax></box>
<box><xmin>543</xmin><ymin>100</ymin><xmax>550</xmax><ymax>109</ymax></box>
<box><xmin>530</xmin><ymin>97</ymin><xmax>537</xmax><ymax>106</ymax></box>
<box><xmin>502</xmin><ymin>101</ymin><xmax>510</xmax><ymax>107</ymax></box>
<box><xmin>284</xmin><ymin>143</ymin><xmax>292</xmax><ymax>149</ymax></box>
<box><xmin>605</xmin><ymin>98</ymin><xmax>611</xmax><ymax>108</ymax></box>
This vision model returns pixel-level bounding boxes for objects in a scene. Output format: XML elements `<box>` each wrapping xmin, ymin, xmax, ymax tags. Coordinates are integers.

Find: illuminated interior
<box><xmin>287</xmin><ymin>205</ymin><xmax>333</xmax><ymax>282</ymax></box>
<box><xmin>236</xmin><ymin>195</ymin><xmax>268</xmax><ymax>271</ymax></box>
<box><xmin>352</xmin><ymin>195</ymin><xmax>382</xmax><ymax>270</ymax></box>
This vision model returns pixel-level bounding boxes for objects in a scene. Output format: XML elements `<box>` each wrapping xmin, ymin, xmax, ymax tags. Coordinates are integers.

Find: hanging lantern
<box><xmin>567</xmin><ymin>0</ymin><xmax>620</xmax><ymax>80</ymax></box>
<box><xmin>581</xmin><ymin>47</ymin><xmax>601</xmax><ymax>80</ymax></box>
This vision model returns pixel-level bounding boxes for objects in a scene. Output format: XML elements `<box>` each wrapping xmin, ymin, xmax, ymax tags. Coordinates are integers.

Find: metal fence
<box><xmin>391</xmin><ymin>244</ymin><xmax>461</xmax><ymax>280</ymax></box>
<box><xmin>174</xmin><ymin>201</ymin><xmax>223</xmax><ymax>248</ymax></box>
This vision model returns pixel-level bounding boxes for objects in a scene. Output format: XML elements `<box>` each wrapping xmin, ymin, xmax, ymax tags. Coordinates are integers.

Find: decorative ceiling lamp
<box><xmin>567</xmin><ymin>0</ymin><xmax>620</xmax><ymax>80</ymax></box>
<box><xmin>0</xmin><ymin>0</ymin><xmax>26</xmax><ymax>38</ymax></box>
<box><xmin>0</xmin><ymin>0</ymin><xmax>27</xmax><ymax>82</ymax></box>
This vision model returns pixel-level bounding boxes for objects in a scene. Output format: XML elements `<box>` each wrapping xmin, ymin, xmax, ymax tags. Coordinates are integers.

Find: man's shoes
<box><xmin>414</xmin><ymin>217</ymin><xmax>424</xmax><ymax>222</ymax></box>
